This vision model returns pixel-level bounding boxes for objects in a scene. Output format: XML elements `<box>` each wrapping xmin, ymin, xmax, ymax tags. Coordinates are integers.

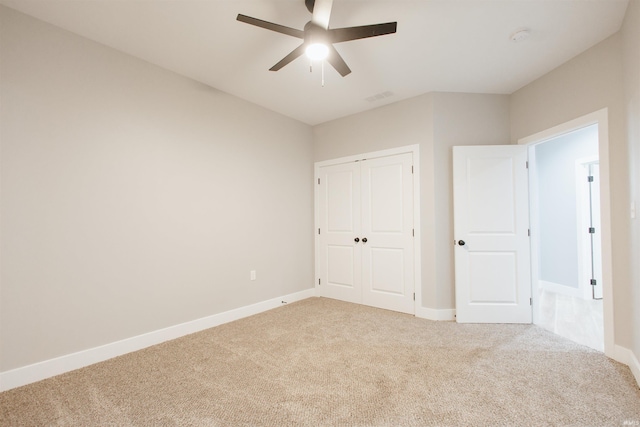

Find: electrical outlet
<box><xmin>250</xmin><ymin>270</ymin><xmax>256</xmax><ymax>281</ymax></box>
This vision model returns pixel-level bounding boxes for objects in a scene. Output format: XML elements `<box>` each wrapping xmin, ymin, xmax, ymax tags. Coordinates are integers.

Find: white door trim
<box><xmin>314</xmin><ymin>145</ymin><xmax>421</xmax><ymax>314</ymax></box>
<box><xmin>575</xmin><ymin>156</ymin><xmax>600</xmax><ymax>301</ymax></box>
<box><xmin>518</xmin><ymin>108</ymin><xmax>615</xmax><ymax>360</ymax></box>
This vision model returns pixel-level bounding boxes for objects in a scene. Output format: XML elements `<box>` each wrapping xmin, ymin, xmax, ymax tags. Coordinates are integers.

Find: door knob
<box><xmin>354</xmin><ymin>237</ymin><xmax>360</xmax><ymax>243</ymax></box>
<box><xmin>458</xmin><ymin>240</ymin><xmax>465</xmax><ymax>246</ymax></box>
<box><xmin>362</xmin><ymin>237</ymin><xmax>368</xmax><ymax>243</ymax></box>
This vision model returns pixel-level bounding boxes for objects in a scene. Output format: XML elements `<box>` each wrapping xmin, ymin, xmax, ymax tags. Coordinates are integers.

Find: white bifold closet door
<box><xmin>318</xmin><ymin>153</ymin><xmax>414</xmax><ymax>314</ymax></box>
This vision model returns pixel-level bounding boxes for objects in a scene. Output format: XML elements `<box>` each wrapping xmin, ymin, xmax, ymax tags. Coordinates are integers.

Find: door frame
<box><xmin>575</xmin><ymin>156</ymin><xmax>601</xmax><ymax>301</ymax></box>
<box><xmin>518</xmin><ymin>108</ymin><xmax>614</xmax><ymax>359</ymax></box>
<box><xmin>314</xmin><ymin>144</ymin><xmax>421</xmax><ymax>313</ymax></box>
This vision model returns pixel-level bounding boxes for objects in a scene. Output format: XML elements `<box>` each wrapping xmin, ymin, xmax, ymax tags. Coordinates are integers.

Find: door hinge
<box><xmin>412</xmin><ymin>228</ymin><xmax>415</xmax><ymax>237</ymax></box>
<box><xmin>318</xmin><ymin>278</ymin><xmax>321</xmax><ymax>285</ymax></box>
<box><xmin>411</xmin><ymin>165</ymin><xmax>414</xmax><ymax>174</ymax></box>
<box><xmin>590</xmin><ymin>279</ymin><xmax>597</xmax><ymax>286</ymax></box>
<box><xmin>413</xmin><ymin>292</ymin><xmax>415</xmax><ymax>301</ymax></box>
<box><xmin>318</xmin><ymin>228</ymin><xmax>321</xmax><ymax>235</ymax></box>
<box><xmin>528</xmin><ymin>229</ymin><xmax>530</xmax><ymax>237</ymax></box>
<box><xmin>526</xmin><ymin>161</ymin><xmax>529</xmax><ymax>169</ymax></box>
<box><xmin>530</xmin><ymin>297</ymin><xmax>532</xmax><ymax>306</ymax></box>
<box><xmin>588</xmin><ymin>175</ymin><xmax>594</xmax><ymax>182</ymax></box>
<box><xmin>589</xmin><ymin>227</ymin><xmax>596</xmax><ymax>234</ymax></box>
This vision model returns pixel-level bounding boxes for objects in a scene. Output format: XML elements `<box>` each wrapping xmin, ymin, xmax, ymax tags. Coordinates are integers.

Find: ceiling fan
<box><xmin>236</xmin><ymin>0</ymin><xmax>397</xmax><ymax>77</ymax></box>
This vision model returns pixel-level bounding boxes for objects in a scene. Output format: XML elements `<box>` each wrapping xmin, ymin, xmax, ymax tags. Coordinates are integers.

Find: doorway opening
<box><xmin>519</xmin><ymin>109</ymin><xmax>613</xmax><ymax>357</ymax></box>
<box><xmin>530</xmin><ymin>124</ymin><xmax>603</xmax><ymax>351</ymax></box>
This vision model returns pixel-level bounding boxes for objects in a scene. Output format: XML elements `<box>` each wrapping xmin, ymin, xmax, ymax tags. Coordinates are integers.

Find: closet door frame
<box><xmin>314</xmin><ymin>144</ymin><xmax>421</xmax><ymax>314</ymax></box>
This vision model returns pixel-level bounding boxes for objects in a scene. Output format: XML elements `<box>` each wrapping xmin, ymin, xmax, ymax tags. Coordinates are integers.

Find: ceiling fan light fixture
<box><xmin>237</xmin><ymin>0</ymin><xmax>397</xmax><ymax>77</ymax></box>
<box><xmin>305</xmin><ymin>43</ymin><xmax>329</xmax><ymax>61</ymax></box>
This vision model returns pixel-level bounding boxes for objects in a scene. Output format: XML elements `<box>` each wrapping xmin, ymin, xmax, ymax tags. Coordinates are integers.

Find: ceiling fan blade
<box><xmin>236</xmin><ymin>14</ymin><xmax>304</xmax><ymax>39</ymax></box>
<box><xmin>269</xmin><ymin>43</ymin><xmax>307</xmax><ymax>71</ymax></box>
<box><xmin>326</xmin><ymin>45</ymin><xmax>351</xmax><ymax>77</ymax></box>
<box><xmin>311</xmin><ymin>0</ymin><xmax>333</xmax><ymax>30</ymax></box>
<box><xmin>329</xmin><ymin>22</ymin><xmax>397</xmax><ymax>43</ymax></box>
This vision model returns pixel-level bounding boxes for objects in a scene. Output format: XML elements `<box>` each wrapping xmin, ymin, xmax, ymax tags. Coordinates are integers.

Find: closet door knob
<box><xmin>458</xmin><ymin>240</ymin><xmax>466</xmax><ymax>246</ymax></box>
<box><xmin>362</xmin><ymin>237</ymin><xmax>368</xmax><ymax>243</ymax></box>
<box><xmin>354</xmin><ymin>237</ymin><xmax>360</xmax><ymax>243</ymax></box>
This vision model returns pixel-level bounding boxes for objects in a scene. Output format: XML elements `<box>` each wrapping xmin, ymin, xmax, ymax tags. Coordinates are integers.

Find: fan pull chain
<box><xmin>308</xmin><ymin>59</ymin><xmax>326</xmax><ymax>87</ymax></box>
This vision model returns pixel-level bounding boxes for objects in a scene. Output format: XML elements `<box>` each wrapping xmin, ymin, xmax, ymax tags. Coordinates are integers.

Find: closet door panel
<box><xmin>361</xmin><ymin>153</ymin><xmax>414</xmax><ymax>314</ymax></box>
<box><xmin>318</xmin><ymin>162</ymin><xmax>361</xmax><ymax>303</ymax></box>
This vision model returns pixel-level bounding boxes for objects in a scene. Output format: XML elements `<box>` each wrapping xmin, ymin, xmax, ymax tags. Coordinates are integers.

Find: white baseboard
<box><xmin>628</xmin><ymin>349</ymin><xmax>640</xmax><ymax>388</ymax></box>
<box><xmin>611</xmin><ymin>344</ymin><xmax>640</xmax><ymax>388</ymax></box>
<box><xmin>0</xmin><ymin>288</ymin><xmax>316</xmax><ymax>392</ymax></box>
<box><xmin>612</xmin><ymin>344</ymin><xmax>631</xmax><ymax>365</ymax></box>
<box><xmin>539</xmin><ymin>280</ymin><xmax>583</xmax><ymax>299</ymax></box>
<box><xmin>415</xmin><ymin>306</ymin><xmax>456</xmax><ymax>321</ymax></box>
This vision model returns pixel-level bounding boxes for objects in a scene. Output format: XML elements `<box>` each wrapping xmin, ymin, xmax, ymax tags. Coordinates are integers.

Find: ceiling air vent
<box><xmin>365</xmin><ymin>91</ymin><xmax>394</xmax><ymax>103</ymax></box>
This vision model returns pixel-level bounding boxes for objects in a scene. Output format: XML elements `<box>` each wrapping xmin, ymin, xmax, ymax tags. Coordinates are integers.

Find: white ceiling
<box><xmin>0</xmin><ymin>0</ymin><xmax>630</xmax><ymax>125</ymax></box>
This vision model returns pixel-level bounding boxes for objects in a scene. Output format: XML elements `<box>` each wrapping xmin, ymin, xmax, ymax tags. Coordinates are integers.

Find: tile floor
<box><xmin>537</xmin><ymin>288</ymin><xmax>604</xmax><ymax>352</ymax></box>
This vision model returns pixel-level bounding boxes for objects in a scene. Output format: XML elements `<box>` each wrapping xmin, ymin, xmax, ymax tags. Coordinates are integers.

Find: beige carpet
<box><xmin>1</xmin><ymin>297</ymin><xmax>639</xmax><ymax>426</ymax></box>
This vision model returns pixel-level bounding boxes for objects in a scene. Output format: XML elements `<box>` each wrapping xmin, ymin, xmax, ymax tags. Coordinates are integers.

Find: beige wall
<box><xmin>622</xmin><ymin>0</ymin><xmax>640</xmax><ymax>364</ymax></box>
<box><xmin>432</xmin><ymin>93</ymin><xmax>510</xmax><ymax>309</ymax></box>
<box><xmin>0</xmin><ymin>6</ymin><xmax>314</xmax><ymax>371</ymax></box>
<box><xmin>313</xmin><ymin>92</ymin><xmax>510</xmax><ymax>311</ymax></box>
<box><xmin>510</xmin><ymin>34</ymin><xmax>632</xmax><ymax>347</ymax></box>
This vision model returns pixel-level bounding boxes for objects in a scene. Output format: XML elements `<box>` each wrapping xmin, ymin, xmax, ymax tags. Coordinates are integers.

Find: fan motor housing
<box><xmin>304</xmin><ymin>21</ymin><xmax>329</xmax><ymax>45</ymax></box>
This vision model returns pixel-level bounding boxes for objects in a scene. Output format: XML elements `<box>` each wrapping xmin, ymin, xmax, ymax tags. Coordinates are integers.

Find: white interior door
<box><xmin>318</xmin><ymin>161</ymin><xmax>361</xmax><ymax>304</ymax></box>
<box><xmin>361</xmin><ymin>154</ymin><xmax>414</xmax><ymax>313</ymax></box>
<box><xmin>453</xmin><ymin>145</ymin><xmax>532</xmax><ymax>323</ymax></box>
<box><xmin>317</xmin><ymin>153</ymin><xmax>414</xmax><ymax>314</ymax></box>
